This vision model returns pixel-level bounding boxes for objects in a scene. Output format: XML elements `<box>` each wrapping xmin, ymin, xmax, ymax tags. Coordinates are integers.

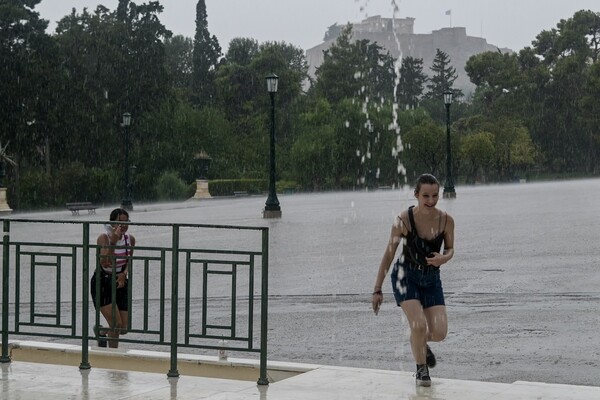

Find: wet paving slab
<box><xmin>2</xmin><ymin>358</ymin><xmax>600</xmax><ymax>399</ymax></box>
<box><xmin>2</xmin><ymin>179</ymin><xmax>600</xmax><ymax>392</ymax></box>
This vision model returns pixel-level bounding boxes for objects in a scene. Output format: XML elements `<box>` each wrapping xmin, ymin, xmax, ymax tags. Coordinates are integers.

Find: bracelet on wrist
<box><xmin>372</xmin><ymin>290</ymin><xmax>383</xmax><ymax>295</ymax></box>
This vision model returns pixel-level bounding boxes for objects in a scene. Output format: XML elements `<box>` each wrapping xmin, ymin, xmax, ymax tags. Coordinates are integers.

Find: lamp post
<box><xmin>443</xmin><ymin>90</ymin><xmax>456</xmax><ymax>198</ymax></box>
<box><xmin>121</xmin><ymin>112</ymin><xmax>133</xmax><ymax>211</ymax></box>
<box><xmin>263</xmin><ymin>73</ymin><xmax>282</xmax><ymax>218</ymax></box>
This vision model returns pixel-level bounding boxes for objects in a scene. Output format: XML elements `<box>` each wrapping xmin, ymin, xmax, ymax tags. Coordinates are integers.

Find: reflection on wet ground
<box><xmin>3</xmin><ymin>359</ymin><xmax>600</xmax><ymax>399</ymax></box>
<box><xmin>3</xmin><ymin>179</ymin><xmax>600</xmax><ymax>388</ymax></box>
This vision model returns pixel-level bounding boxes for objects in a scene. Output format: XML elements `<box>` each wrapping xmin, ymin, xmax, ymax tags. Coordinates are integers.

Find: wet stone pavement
<box><xmin>5</xmin><ymin>178</ymin><xmax>600</xmax><ymax>387</ymax></box>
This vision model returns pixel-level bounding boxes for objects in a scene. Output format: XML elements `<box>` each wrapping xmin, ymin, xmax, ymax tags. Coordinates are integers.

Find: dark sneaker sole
<box><xmin>426</xmin><ymin>345</ymin><xmax>436</xmax><ymax>368</ymax></box>
<box><xmin>416</xmin><ymin>379</ymin><xmax>431</xmax><ymax>387</ymax></box>
<box><xmin>94</xmin><ymin>325</ymin><xmax>108</xmax><ymax>347</ymax></box>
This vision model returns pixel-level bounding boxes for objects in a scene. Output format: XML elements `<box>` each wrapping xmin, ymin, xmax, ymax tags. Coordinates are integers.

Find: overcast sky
<box><xmin>36</xmin><ymin>0</ymin><xmax>599</xmax><ymax>52</ymax></box>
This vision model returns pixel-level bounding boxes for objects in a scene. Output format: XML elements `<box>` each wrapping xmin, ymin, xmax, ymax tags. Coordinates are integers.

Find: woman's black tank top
<box><xmin>402</xmin><ymin>206</ymin><xmax>445</xmax><ymax>267</ymax></box>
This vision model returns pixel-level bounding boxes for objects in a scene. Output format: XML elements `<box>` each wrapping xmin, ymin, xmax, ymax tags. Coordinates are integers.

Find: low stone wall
<box><xmin>4</xmin><ymin>341</ymin><xmax>318</xmax><ymax>383</ymax></box>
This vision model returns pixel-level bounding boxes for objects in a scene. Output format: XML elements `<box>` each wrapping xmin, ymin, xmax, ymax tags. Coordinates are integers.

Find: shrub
<box><xmin>155</xmin><ymin>171</ymin><xmax>189</xmax><ymax>201</ymax></box>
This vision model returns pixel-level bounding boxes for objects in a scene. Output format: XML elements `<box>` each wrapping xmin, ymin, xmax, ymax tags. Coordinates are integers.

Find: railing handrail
<box><xmin>0</xmin><ymin>218</ymin><xmax>269</xmax><ymax>384</ymax></box>
<box><xmin>1</xmin><ymin>218</ymin><xmax>268</xmax><ymax>231</ymax></box>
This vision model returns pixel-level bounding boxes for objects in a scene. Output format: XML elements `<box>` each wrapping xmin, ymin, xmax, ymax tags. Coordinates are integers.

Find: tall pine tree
<box><xmin>192</xmin><ymin>0</ymin><xmax>221</xmax><ymax>106</ymax></box>
<box><xmin>397</xmin><ymin>56</ymin><xmax>427</xmax><ymax>110</ymax></box>
<box><xmin>425</xmin><ymin>49</ymin><xmax>462</xmax><ymax>99</ymax></box>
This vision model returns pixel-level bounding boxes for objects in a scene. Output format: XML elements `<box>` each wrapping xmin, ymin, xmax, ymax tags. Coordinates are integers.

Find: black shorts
<box><xmin>90</xmin><ymin>272</ymin><xmax>129</xmax><ymax>311</ymax></box>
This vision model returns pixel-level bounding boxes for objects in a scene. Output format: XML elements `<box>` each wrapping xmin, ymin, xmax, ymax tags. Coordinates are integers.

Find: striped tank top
<box><xmin>101</xmin><ymin>233</ymin><xmax>131</xmax><ymax>274</ymax></box>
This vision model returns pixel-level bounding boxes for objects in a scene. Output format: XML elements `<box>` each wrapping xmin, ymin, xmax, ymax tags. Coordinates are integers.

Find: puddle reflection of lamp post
<box><xmin>121</xmin><ymin>112</ymin><xmax>133</xmax><ymax>210</ymax></box>
<box><xmin>443</xmin><ymin>90</ymin><xmax>456</xmax><ymax>198</ymax></box>
<box><xmin>263</xmin><ymin>73</ymin><xmax>282</xmax><ymax>218</ymax></box>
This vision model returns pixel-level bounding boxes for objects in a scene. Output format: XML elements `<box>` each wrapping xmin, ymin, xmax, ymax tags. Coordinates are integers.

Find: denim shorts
<box><xmin>390</xmin><ymin>259</ymin><xmax>445</xmax><ymax>309</ymax></box>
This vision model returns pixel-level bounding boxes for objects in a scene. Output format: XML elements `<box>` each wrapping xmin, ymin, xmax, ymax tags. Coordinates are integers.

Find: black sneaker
<box><xmin>426</xmin><ymin>345</ymin><xmax>436</xmax><ymax>368</ymax></box>
<box><xmin>94</xmin><ymin>325</ymin><xmax>107</xmax><ymax>348</ymax></box>
<box><xmin>415</xmin><ymin>364</ymin><xmax>431</xmax><ymax>387</ymax></box>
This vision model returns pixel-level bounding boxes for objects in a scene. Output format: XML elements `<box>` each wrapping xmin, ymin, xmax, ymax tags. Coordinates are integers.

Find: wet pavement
<box><xmin>3</xmin><ymin>178</ymin><xmax>600</xmax><ymax>387</ymax></box>
<box><xmin>3</xmin><ymin>357</ymin><xmax>600</xmax><ymax>399</ymax></box>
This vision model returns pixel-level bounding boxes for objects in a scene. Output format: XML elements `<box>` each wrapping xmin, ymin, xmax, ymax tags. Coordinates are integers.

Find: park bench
<box><xmin>233</xmin><ymin>191</ymin><xmax>248</xmax><ymax>197</ymax></box>
<box><xmin>66</xmin><ymin>202</ymin><xmax>97</xmax><ymax>215</ymax></box>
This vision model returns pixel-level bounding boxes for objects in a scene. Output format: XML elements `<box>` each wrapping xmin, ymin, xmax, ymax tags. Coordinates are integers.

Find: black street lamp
<box><xmin>263</xmin><ymin>73</ymin><xmax>282</xmax><ymax>218</ymax></box>
<box><xmin>443</xmin><ymin>90</ymin><xmax>456</xmax><ymax>198</ymax></box>
<box><xmin>121</xmin><ymin>112</ymin><xmax>134</xmax><ymax>211</ymax></box>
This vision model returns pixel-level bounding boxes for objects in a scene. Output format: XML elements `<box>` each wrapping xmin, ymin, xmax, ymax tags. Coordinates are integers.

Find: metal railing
<box><xmin>0</xmin><ymin>218</ymin><xmax>269</xmax><ymax>384</ymax></box>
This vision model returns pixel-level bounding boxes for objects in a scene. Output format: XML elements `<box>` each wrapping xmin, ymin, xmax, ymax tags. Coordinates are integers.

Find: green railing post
<box><xmin>80</xmin><ymin>222</ymin><xmax>91</xmax><ymax>369</ymax></box>
<box><xmin>1</xmin><ymin>220</ymin><xmax>10</xmax><ymax>363</ymax></box>
<box><xmin>167</xmin><ymin>224</ymin><xmax>180</xmax><ymax>378</ymax></box>
<box><xmin>257</xmin><ymin>228</ymin><xmax>269</xmax><ymax>385</ymax></box>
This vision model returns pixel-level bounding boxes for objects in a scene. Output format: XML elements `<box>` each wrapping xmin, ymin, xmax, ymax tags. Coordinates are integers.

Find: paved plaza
<box><xmin>2</xmin><ymin>179</ymin><xmax>600</xmax><ymax>398</ymax></box>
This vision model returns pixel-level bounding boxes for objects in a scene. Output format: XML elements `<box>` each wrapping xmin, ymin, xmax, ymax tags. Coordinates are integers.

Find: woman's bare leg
<box><xmin>424</xmin><ymin>305</ymin><xmax>447</xmax><ymax>342</ymax></box>
<box><xmin>100</xmin><ymin>305</ymin><xmax>123</xmax><ymax>348</ymax></box>
<box><xmin>400</xmin><ymin>299</ymin><xmax>428</xmax><ymax>364</ymax></box>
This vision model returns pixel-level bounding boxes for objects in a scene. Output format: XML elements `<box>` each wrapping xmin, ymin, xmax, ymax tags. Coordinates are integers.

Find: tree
<box><xmin>465</xmin><ymin>50</ymin><xmax>521</xmax><ymax>116</ymax></box>
<box><xmin>192</xmin><ymin>0</ymin><xmax>221</xmax><ymax>106</ymax></box>
<box><xmin>165</xmin><ymin>35</ymin><xmax>194</xmax><ymax>92</ymax></box>
<box><xmin>397</xmin><ymin>56</ymin><xmax>427</xmax><ymax>110</ymax></box>
<box><xmin>425</xmin><ymin>49</ymin><xmax>462</xmax><ymax>100</ymax></box>
<box><xmin>453</xmin><ymin>116</ymin><xmax>535</xmax><ymax>181</ymax></box>
<box><xmin>289</xmin><ymin>98</ymin><xmax>336</xmax><ymax>190</ymax></box>
<box><xmin>533</xmin><ymin>10</ymin><xmax>600</xmax><ymax>66</ymax></box>
<box><xmin>310</xmin><ymin>25</ymin><xmax>402</xmax><ymax>188</ymax></box>
<box><xmin>459</xmin><ymin>132</ymin><xmax>495</xmax><ymax>184</ymax></box>
<box><xmin>579</xmin><ymin>60</ymin><xmax>600</xmax><ymax>173</ymax></box>
<box><xmin>528</xmin><ymin>10</ymin><xmax>600</xmax><ymax>172</ymax></box>
<box><xmin>401</xmin><ymin>119</ymin><xmax>446</xmax><ymax>180</ymax></box>
<box><xmin>312</xmin><ymin>25</ymin><xmax>396</xmax><ymax>105</ymax></box>
<box><xmin>0</xmin><ymin>0</ymin><xmax>55</xmax><ymax>206</ymax></box>
<box><xmin>53</xmin><ymin>3</ymin><xmax>172</xmax><ymax>165</ymax></box>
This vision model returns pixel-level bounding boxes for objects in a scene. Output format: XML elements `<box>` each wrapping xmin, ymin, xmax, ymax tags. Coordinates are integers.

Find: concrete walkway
<box><xmin>2</xmin><ymin>358</ymin><xmax>599</xmax><ymax>400</ymax></box>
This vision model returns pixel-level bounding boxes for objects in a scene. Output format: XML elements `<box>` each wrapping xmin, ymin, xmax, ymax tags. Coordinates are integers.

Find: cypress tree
<box><xmin>192</xmin><ymin>0</ymin><xmax>221</xmax><ymax>106</ymax></box>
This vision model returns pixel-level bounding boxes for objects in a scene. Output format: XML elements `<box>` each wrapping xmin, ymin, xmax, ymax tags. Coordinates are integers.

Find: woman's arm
<box><xmin>116</xmin><ymin>234</ymin><xmax>135</xmax><ymax>287</ymax></box>
<box><xmin>372</xmin><ymin>215</ymin><xmax>406</xmax><ymax>314</ymax></box>
<box><xmin>98</xmin><ymin>233</ymin><xmax>115</xmax><ymax>269</ymax></box>
<box><xmin>121</xmin><ymin>235</ymin><xmax>136</xmax><ymax>277</ymax></box>
<box><xmin>441</xmin><ymin>214</ymin><xmax>454</xmax><ymax>264</ymax></box>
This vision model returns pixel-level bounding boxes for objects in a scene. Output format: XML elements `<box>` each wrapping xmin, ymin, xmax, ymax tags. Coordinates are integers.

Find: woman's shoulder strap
<box><xmin>407</xmin><ymin>206</ymin><xmax>417</xmax><ymax>234</ymax></box>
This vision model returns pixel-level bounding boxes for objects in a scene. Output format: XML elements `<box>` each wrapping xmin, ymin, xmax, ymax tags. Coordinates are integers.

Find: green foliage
<box><xmin>397</xmin><ymin>57</ymin><xmax>428</xmax><ymax>110</ymax></box>
<box><xmin>165</xmin><ymin>35</ymin><xmax>194</xmax><ymax>90</ymax></box>
<box><xmin>276</xmin><ymin>180</ymin><xmax>299</xmax><ymax>193</ymax></box>
<box><xmin>155</xmin><ymin>171</ymin><xmax>189</xmax><ymax>201</ymax></box>
<box><xmin>4</xmin><ymin>5</ymin><xmax>600</xmax><ymax>211</ymax></box>
<box><xmin>425</xmin><ymin>49</ymin><xmax>463</xmax><ymax>100</ymax></box>
<box><xmin>313</xmin><ymin>25</ymin><xmax>396</xmax><ymax>104</ymax></box>
<box><xmin>465</xmin><ymin>51</ymin><xmax>521</xmax><ymax>116</ymax></box>
<box><xmin>15</xmin><ymin>169</ymin><xmax>54</xmax><ymax>210</ymax></box>
<box><xmin>401</xmin><ymin>119</ymin><xmax>446</xmax><ymax>181</ymax></box>
<box><xmin>192</xmin><ymin>0</ymin><xmax>221</xmax><ymax>106</ymax></box>
<box><xmin>459</xmin><ymin>132</ymin><xmax>495</xmax><ymax>183</ymax></box>
<box><xmin>15</xmin><ymin>163</ymin><xmax>120</xmax><ymax>209</ymax></box>
<box><xmin>57</xmin><ymin>163</ymin><xmax>120</xmax><ymax>204</ymax></box>
<box><xmin>454</xmin><ymin>116</ymin><xmax>535</xmax><ymax>181</ymax></box>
